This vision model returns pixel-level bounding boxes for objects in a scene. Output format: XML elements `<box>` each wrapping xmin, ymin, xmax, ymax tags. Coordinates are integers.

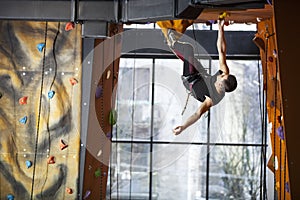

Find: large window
<box><xmin>107</xmin><ymin>23</ymin><xmax>268</xmax><ymax>200</ymax></box>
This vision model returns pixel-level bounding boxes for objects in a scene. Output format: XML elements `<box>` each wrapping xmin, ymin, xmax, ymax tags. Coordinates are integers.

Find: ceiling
<box><xmin>195</xmin><ymin>4</ymin><xmax>273</xmax><ymax>23</ymax></box>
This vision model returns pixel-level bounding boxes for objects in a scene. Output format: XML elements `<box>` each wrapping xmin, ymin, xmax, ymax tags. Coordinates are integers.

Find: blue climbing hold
<box><xmin>276</xmin><ymin>126</ymin><xmax>284</xmax><ymax>140</ymax></box>
<box><xmin>6</xmin><ymin>194</ymin><xmax>14</xmax><ymax>200</ymax></box>
<box><xmin>206</xmin><ymin>20</ymin><xmax>216</xmax><ymax>26</ymax></box>
<box><xmin>48</xmin><ymin>90</ymin><xmax>55</xmax><ymax>99</ymax></box>
<box><xmin>106</xmin><ymin>132</ymin><xmax>112</xmax><ymax>139</ymax></box>
<box><xmin>25</xmin><ymin>160</ymin><xmax>32</xmax><ymax>168</ymax></box>
<box><xmin>19</xmin><ymin>116</ymin><xmax>27</xmax><ymax>124</ymax></box>
<box><xmin>37</xmin><ymin>43</ymin><xmax>45</xmax><ymax>52</ymax></box>
<box><xmin>285</xmin><ymin>182</ymin><xmax>290</xmax><ymax>193</ymax></box>
<box><xmin>95</xmin><ymin>85</ymin><xmax>103</xmax><ymax>99</ymax></box>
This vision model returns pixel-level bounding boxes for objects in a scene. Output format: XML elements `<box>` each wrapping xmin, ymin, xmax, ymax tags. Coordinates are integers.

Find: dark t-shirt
<box><xmin>181</xmin><ymin>70</ymin><xmax>225</xmax><ymax>105</ymax></box>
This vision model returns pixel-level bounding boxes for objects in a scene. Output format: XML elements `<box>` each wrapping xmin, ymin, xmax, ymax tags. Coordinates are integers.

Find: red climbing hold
<box><xmin>268</xmin><ymin>56</ymin><xmax>273</xmax><ymax>62</ymax></box>
<box><xmin>66</xmin><ymin>187</ymin><xmax>73</xmax><ymax>194</ymax></box>
<box><xmin>19</xmin><ymin>96</ymin><xmax>28</xmax><ymax>105</ymax></box>
<box><xmin>69</xmin><ymin>77</ymin><xmax>78</xmax><ymax>86</ymax></box>
<box><xmin>65</xmin><ymin>22</ymin><xmax>75</xmax><ymax>31</ymax></box>
<box><xmin>60</xmin><ymin>139</ymin><xmax>68</xmax><ymax>150</ymax></box>
<box><xmin>47</xmin><ymin>156</ymin><xmax>55</xmax><ymax>164</ymax></box>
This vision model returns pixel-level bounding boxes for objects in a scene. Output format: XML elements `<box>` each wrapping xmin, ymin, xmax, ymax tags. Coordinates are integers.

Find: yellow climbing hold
<box><xmin>219</xmin><ymin>12</ymin><xmax>229</xmax><ymax>20</ymax></box>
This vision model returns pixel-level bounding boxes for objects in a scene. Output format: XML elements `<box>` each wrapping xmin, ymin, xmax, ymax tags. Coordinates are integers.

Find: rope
<box><xmin>40</xmin><ymin>22</ymin><xmax>60</xmax><ymax>199</ymax></box>
<box><xmin>112</xmin><ymin>39</ymin><xmax>119</xmax><ymax>199</ymax></box>
<box><xmin>30</xmin><ymin>22</ymin><xmax>48</xmax><ymax>200</ymax></box>
<box><xmin>129</xmin><ymin>28</ymin><xmax>137</xmax><ymax>199</ymax></box>
<box><xmin>181</xmin><ymin>92</ymin><xmax>191</xmax><ymax>115</ymax></box>
<box><xmin>258</xmin><ymin>59</ymin><xmax>267</xmax><ymax>200</ymax></box>
<box><xmin>100</xmin><ymin>39</ymin><xmax>105</xmax><ymax>200</ymax></box>
<box><xmin>110</xmin><ymin>25</ymin><xmax>118</xmax><ymax>200</ymax></box>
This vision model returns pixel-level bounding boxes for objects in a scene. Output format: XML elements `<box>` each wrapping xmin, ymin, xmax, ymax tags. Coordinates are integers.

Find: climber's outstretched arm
<box><xmin>173</xmin><ymin>97</ymin><xmax>213</xmax><ymax>135</ymax></box>
<box><xmin>217</xmin><ymin>19</ymin><xmax>229</xmax><ymax>75</ymax></box>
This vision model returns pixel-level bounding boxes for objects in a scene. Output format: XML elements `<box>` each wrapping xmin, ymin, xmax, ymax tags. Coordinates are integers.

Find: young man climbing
<box><xmin>158</xmin><ymin>19</ymin><xmax>237</xmax><ymax>135</ymax></box>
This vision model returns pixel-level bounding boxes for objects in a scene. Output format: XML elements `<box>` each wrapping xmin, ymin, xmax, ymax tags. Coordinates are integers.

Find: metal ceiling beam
<box><xmin>121</xmin><ymin>0</ymin><xmax>204</xmax><ymax>22</ymax></box>
<box><xmin>0</xmin><ymin>0</ymin><xmax>267</xmax><ymax>38</ymax></box>
<box><xmin>0</xmin><ymin>0</ymin><xmax>267</xmax><ymax>22</ymax></box>
<box><xmin>0</xmin><ymin>0</ymin><xmax>73</xmax><ymax>21</ymax></box>
<box><xmin>0</xmin><ymin>0</ymin><xmax>118</xmax><ymax>22</ymax></box>
<box><xmin>78</xmin><ymin>0</ymin><xmax>117</xmax><ymax>21</ymax></box>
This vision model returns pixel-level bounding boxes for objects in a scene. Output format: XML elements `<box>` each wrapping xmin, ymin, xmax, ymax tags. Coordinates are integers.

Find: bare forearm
<box><xmin>173</xmin><ymin>99</ymin><xmax>212</xmax><ymax>135</ymax></box>
<box><xmin>217</xmin><ymin>25</ymin><xmax>226</xmax><ymax>53</ymax></box>
<box><xmin>181</xmin><ymin>112</ymin><xmax>201</xmax><ymax>131</ymax></box>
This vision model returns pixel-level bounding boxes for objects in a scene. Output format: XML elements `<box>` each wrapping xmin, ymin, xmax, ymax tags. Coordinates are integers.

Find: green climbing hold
<box><xmin>109</xmin><ymin>109</ymin><xmax>117</xmax><ymax>125</ymax></box>
<box><xmin>94</xmin><ymin>168</ymin><xmax>101</xmax><ymax>178</ymax></box>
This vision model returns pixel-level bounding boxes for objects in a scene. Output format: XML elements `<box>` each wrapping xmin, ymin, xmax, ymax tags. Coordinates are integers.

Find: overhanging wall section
<box><xmin>257</xmin><ymin>18</ymin><xmax>291</xmax><ymax>200</ymax></box>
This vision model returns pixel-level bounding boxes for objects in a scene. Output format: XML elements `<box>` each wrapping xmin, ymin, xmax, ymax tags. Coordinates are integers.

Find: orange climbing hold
<box><xmin>65</xmin><ymin>22</ymin><xmax>75</xmax><ymax>31</ymax></box>
<box><xmin>69</xmin><ymin>77</ymin><xmax>78</xmax><ymax>86</ymax></box>
<box><xmin>66</xmin><ymin>187</ymin><xmax>73</xmax><ymax>194</ymax></box>
<box><xmin>47</xmin><ymin>156</ymin><xmax>55</xmax><ymax>164</ymax></box>
<box><xmin>19</xmin><ymin>96</ymin><xmax>28</xmax><ymax>105</ymax></box>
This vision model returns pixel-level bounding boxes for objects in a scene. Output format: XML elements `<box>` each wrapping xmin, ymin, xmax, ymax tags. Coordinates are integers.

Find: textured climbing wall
<box><xmin>0</xmin><ymin>21</ymin><xmax>82</xmax><ymax>199</ymax></box>
<box><xmin>257</xmin><ymin>19</ymin><xmax>291</xmax><ymax>199</ymax></box>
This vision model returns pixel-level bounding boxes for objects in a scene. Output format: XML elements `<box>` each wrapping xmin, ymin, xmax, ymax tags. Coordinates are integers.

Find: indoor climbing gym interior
<box><xmin>0</xmin><ymin>0</ymin><xmax>298</xmax><ymax>200</ymax></box>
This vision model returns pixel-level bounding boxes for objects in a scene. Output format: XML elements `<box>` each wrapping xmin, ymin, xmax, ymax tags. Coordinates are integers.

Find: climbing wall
<box><xmin>81</xmin><ymin>23</ymin><xmax>122</xmax><ymax>200</ymax></box>
<box><xmin>0</xmin><ymin>21</ymin><xmax>82</xmax><ymax>199</ymax></box>
<box><xmin>256</xmin><ymin>19</ymin><xmax>291</xmax><ymax>199</ymax></box>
